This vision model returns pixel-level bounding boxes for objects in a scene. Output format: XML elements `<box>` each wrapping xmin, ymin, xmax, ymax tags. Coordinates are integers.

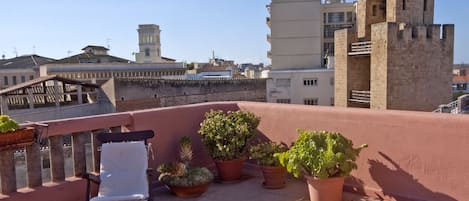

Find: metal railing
<box><xmin>349</xmin><ymin>41</ymin><xmax>372</xmax><ymax>56</ymax></box>
<box><xmin>349</xmin><ymin>90</ymin><xmax>371</xmax><ymax>104</ymax></box>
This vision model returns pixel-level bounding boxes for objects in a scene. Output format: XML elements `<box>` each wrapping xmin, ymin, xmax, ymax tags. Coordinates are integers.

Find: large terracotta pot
<box><xmin>168</xmin><ymin>183</ymin><xmax>210</xmax><ymax>198</ymax></box>
<box><xmin>260</xmin><ymin>165</ymin><xmax>286</xmax><ymax>189</ymax></box>
<box><xmin>0</xmin><ymin>127</ymin><xmax>35</xmax><ymax>151</ymax></box>
<box><xmin>305</xmin><ymin>176</ymin><xmax>345</xmax><ymax>201</ymax></box>
<box><xmin>215</xmin><ymin>159</ymin><xmax>244</xmax><ymax>181</ymax></box>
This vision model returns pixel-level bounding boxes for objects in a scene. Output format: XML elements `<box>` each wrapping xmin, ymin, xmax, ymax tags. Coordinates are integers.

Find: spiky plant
<box><xmin>157</xmin><ymin>136</ymin><xmax>214</xmax><ymax>187</ymax></box>
<box><xmin>179</xmin><ymin>136</ymin><xmax>193</xmax><ymax>165</ymax></box>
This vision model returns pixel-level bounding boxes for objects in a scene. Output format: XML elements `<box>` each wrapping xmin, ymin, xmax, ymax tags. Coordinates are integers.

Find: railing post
<box><xmin>91</xmin><ymin>130</ymin><xmax>103</xmax><ymax>173</ymax></box>
<box><xmin>25</xmin><ymin>143</ymin><xmax>42</xmax><ymax>188</ymax></box>
<box><xmin>72</xmin><ymin>132</ymin><xmax>88</xmax><ymax>177</ymax></box>
<box><xmin>49</xmin><ymin>136</ymin><xmax>65</xmax><ymax>182</ymax></box>
<box><xmin>0</xmin><ymin>150</ymin><xmax>16</xmax><ymax>194</ymax></box>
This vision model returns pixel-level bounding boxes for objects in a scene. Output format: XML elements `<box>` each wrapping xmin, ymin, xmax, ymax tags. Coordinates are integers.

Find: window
<box><xmin>276</xmin><ymin>99</ymin><xmax>291</xmax><ymax>104</ymax></box>
<box><xmin>328</xmin><ymin>12</ymin><xmax>345</xmax><ymax>23</ymax></box>
<box><xmin>324</xmin><ymin>24</ymin><xmax>354</xmax><ymax>38</ymax></box>
<box><xmin>424</xmin><ymin>0</ymin><xmax>427</xmax><ymax>11</ymax></box>
<box><xmin>303</xmin><ymin>78</ymin><xmax>318</xmax><ymax>86</ymax></box>
<box><xmin>29</xmin><ymin>75</ymin><xmax>34</xmax><ymax>80</ymax></box>
<box><xmin>304</xmin><ymin>98</ymin><xmax>318</xmax><ymax>106</ymax></box>
<box><xmin>21</xmin><ymin>76</ymin><xmax>25</xmax><ymax>83</ymax></box>
<box><xmin>323</xmin><ymin>13</ymin><xmax>327</xmax><ymax>23</ymax></box>
<box><xmin>403</xmin><ymin>0</ymin><xmax>406</xmax><ymax>10</ymax></box>
<box><xmin>3</xmin><ymin>76</ymin><xmax>8</xmax><ymax>85</ymax></box>
<box><xmin>323</xmin><ymin>42</ymin><xmax>334</xmax><ymax>55</ymax></box>
<box><xmin>346</xmin><ymin>12</ymin><xmax>353</xmax><ymax>23</ymax></box>
<box><xmin>276</xmin><ymin>79</ymin><xmax>291</xmax><ymax>87</ymax></box>
<box><xmin>145</xmin><ymin>48</ymin><xmax>150</xmax><ymax>57</ymax></box>
<box><xmin>12</xmin><ymin>76</ymin><xmax>17</xmax><ymax>85</ymax></box>
<box><xmin>372</xmin><ymin>5</ymin><xmax>377</xmax><ymax>16</ymax></box>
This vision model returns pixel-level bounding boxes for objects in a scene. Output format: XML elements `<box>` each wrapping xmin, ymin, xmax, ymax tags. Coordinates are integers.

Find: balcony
<box><xmin>348</xmin><ymin>41</ymin><xmax>372</xmax><ymax>56</ymax></box>
<box><xmin>1</xmin><ymin>102</ymin><xmax>469</xmax><ymax>201</ymax></box>
<box><xmin>267</xmin><ymin>34</ymin><xmax>272</xmax><ymax>43</ymax></box>
<box><xmin>267</xmin><ymin>51</ymin><xmax>272</xmax><ymax>59</ymax></box>
<box><xmin>266</xmin><ymin>17</ymin><xmax>271</xmax><ymax>28</ymax></box>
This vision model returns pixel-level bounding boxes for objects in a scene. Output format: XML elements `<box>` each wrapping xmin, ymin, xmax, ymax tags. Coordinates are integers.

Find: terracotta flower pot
<box><xmin>168</xmin><ymin>183</ymin><xmax>210</xmax><ymax>198</ymax></box>
<box><xmin>215</xmin><ymin>159</ymin><xmax>244</xmax><ymax>181</ymax></box>
<box><xmin>260</xmin><ymin>165</ymin><xmax>286</xmax><ymax>189</ymax></box>
<box><xmin>305</xmin><ymin>176</ymin><xmax>345</xmax><ymax>201</ymax></box>
<box><xmin>0</xmin><ymin>127</ymin><xmax>35</xmax><ymax>151</ymax></box>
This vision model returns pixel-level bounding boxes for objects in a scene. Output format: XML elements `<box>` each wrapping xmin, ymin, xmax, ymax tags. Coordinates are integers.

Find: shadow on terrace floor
<box><xmin>369</xmin><ymin>152</ymin><xmax>457</xmax><ymax>201</ymax></box>
<box><xmin>152</xmin><ymin>165</ymin><xmax>382</xmax><ymax>201</ymax></box>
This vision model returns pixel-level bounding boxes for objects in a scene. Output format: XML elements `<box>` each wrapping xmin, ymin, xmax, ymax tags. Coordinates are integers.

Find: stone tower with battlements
<box><xmin>334</xmin><ymin>0</ymin><xmax>454</xmax><ymax>111</ymax></box>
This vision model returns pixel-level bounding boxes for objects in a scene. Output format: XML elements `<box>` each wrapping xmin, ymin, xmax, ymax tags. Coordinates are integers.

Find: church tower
<box><xmin>136</xmin><ymin>24</ymin><xmax>162</xmax><ymax>63</ymax></box>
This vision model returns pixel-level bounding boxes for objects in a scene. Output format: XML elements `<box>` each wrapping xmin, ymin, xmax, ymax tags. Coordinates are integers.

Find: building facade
<box><xmin>321</xmin><ymin>0</ymin><xmax>356</xmax><ymax>58</ymax></box>
<box><xmin>265</xmin><ymin>0</ymin><xmax>351</xmax><ymax>106</ymax></box>
<box><xmin>0</xmin><ymin>55</ymin><xmax>56</xmax><ymax>89</ymax></box>
<box><xmin>265</xmin><ymin>69</ymin><xmax>335</xmax><ymax>105</ymax></box>
<box><xmin>335</xmin><ymin>0</ymin><xmax>454</xmax><ymax>112</ymax></box>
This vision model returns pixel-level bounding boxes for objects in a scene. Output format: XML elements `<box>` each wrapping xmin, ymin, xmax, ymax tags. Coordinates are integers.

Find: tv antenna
<box><xmin>106</xmin><ymin>38</ymin><xmax>111</xmax><ymax>50</ymax></box>
<box><xmin>13</xmin><ymin>48</ymin><xmax>18</xmax><ymax>57</ymax></box>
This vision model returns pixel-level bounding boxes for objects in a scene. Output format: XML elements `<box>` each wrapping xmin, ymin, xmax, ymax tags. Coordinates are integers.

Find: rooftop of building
<box><xmin>1</xmin><ymin>101</ymin><xmax>467</xmax><ymax>201</ymax></box>
<box><xmin>0</xmin><ymin>55</ymin><xmax>56</xmax><ymax>69</ymax></box>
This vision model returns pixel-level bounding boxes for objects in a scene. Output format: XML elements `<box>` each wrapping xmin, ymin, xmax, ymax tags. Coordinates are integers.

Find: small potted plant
<box><xmin>275</xmin><ymin>130</ymin><xmax>367</xmax><ymax>201</ymax></box>
<box><xmin>0</xmin><ymin>115</ymin><xmax>35</xmax><ymax>151</ymax></box>
<box><xmin>249</xmin><ymin>141</ymin><xmax>288</xmax><ymax>189</ymax></box>
<box><xmin>198</xmin><ymin>110</ymin><xmax>260</xmax><ymax>181</ymax></box>
<box><xmin>157</xmin><ymin>136</ymin><xmax>214</xmax><ymax>198</ymax></box>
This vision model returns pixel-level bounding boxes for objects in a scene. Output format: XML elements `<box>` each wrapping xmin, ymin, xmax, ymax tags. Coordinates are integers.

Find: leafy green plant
<box><xmin>0</xmin><ymin>115</ymin><xmax>19</xmax><ymax>134</ymax></box>
<box><xmin>158</xmin><ymin>136</ymin><xmax>214</xmax><ymax>187</ymax></box>
<box><xmin>249</xmin><ymin>141</ymin><xmax>288</xmax><ymax>167</ymax></box>
<box><xmin>198</xmin><ymin>110</ymin><xmax>260</xmax><ymax>161</ymax></box>
<box><xmin>275</xmin><ymin>130</ymin><xmax>367</xmax><ymax>179</ymax></box>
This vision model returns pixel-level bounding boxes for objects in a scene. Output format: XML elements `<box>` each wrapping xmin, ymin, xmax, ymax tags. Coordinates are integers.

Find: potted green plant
<box><xmin>0</xmin><ymin>115</ymin><xmax>35</xmax><ymax>151</ymax></box>
<box><xmin>249</xmin><ymin>141</ymin><xmax>288</xmax><ymax>189</ymax></box>
<box><xmin>157</xmin><ymin>136</ymin><xmax>214</xmax><ymax>198</ymax></box>
<box><xmin>275</xmin><ymin>130</ymin><xmax>367</xmax><ymax>201</ymax></box>
<box><xmin>198</xmin><ymin>110</ymin><xmax>260</xmax><ymax>181</ymax></box>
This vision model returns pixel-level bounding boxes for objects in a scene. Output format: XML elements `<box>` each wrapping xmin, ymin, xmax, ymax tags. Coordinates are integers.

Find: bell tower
<box><xmin>136</xmin><ymin>24</ymin><xmax>162</xmax><ymax>63</ymax></box>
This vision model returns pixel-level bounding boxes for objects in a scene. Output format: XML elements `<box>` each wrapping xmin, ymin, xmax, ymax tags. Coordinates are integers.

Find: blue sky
<box><xmin>0</xmin><ymin>0</ymin><xmax>467</xmax><ymax>64</ymax></box>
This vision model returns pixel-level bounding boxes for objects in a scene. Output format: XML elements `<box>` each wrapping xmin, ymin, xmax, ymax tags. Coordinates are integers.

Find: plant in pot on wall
<box><xmin>198</xmin><ymin>110</ymin><xmax>260</xmax><ymax>182</ymax></box>
<box><xmin>158</xmin><ymin>136</ymin><xmax>214</xmax><ymax>198</ymax></box>
<box><xmin>249</xmin><ymin>141</ymin><xmax>288</xmax><ymax>189</ymax></box>
<box><xmin>276</xmin><ymin>130</ymin><xmax>367</xmax><ymax>201</ymax></box>
<box><xmin>0</xmin><ymin>115</ymin><xmax>35</xmax><ymax>151</ymax></box>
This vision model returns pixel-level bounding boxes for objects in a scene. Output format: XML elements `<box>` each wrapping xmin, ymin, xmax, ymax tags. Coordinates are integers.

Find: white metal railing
<box><xmin>433</xmin><ymin>100</ymin><xmax>459</xmax><ymax>113</ymax></box>
<box><xmin>349</xmin><ymin>41</ymin><xmax>372</xmax><ymax>56</ymax></box>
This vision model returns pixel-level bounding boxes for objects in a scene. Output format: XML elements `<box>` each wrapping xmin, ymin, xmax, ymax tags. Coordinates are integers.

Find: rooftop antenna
<box><xmin>212</xmin><ymin>50</ymin><xmax>215</xmax><ymax>59</ymax></box>
<box><xmin>33</xmin><ymin>45</ymin><xmax>36</xmax><ymax>54</ymax></box>
<box><xmin>13</xmin><ymin>47</ymin><xmax>18</xmax><ymax>57</ymax></box>
<box><xmin>106</xmin><ymin>38</ymin><xmax>111</xmax><ymax>50</ymax></box>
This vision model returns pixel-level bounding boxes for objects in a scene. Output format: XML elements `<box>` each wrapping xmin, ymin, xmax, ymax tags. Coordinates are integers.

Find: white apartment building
<box><xmin>265</xmin><ymin>0</ymin><xmax>355</xmax><ymax>106</ymax></box>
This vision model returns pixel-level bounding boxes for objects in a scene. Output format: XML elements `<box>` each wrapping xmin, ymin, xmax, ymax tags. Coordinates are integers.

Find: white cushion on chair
<box><xmin>92</xmin><ymin>141</ymin><xmax>149</xmax><ymax>201</ymax></box>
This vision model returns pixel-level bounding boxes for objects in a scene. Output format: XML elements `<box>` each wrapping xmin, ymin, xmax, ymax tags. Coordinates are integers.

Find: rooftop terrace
<box><xmin>1</xmin><ymin>102</ymin><xmax>468</xmax><ymax>201</ymax></box>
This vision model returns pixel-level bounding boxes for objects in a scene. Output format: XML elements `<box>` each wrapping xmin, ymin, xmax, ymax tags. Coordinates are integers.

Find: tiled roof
<box><xmin>0</xmin><ymin>55</ymin><xmax>56</xmax><ymax>69</ymax></box>
<box><xmin>81</xmin><ymin>45</ymin><xmax>109</xmax><ymax>51</ymax></box>
<box><xmin>0</xmin><ymin>75</ymin><xmax>99</xmax><ymax>95</ymax></box>
<box><xmin>52</xmin><ymin>53</ymin><xmax>131</xmax><ymax>64</ymax></box>
<box><xmin>454</xmin><ymin>75</ymin><xmax>469</xmax><ymax>82</ymax></box>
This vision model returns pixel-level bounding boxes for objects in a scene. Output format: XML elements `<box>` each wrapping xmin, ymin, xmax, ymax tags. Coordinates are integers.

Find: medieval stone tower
<box><xmin>135</xmin><ymin>24</ymin><xmax>162</xmax><ymax>63</ymax></box>
<box><xmin>334</xmin><ymin>0</ymin><xmax>454</xmax><ymax>111</ymax></box>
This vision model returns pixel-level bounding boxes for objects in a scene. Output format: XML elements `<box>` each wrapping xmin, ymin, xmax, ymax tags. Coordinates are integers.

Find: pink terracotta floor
<box><xmin>151</xmin><ymin>166</ymin><xmax>382</xmax><ymax>201</ymax></box>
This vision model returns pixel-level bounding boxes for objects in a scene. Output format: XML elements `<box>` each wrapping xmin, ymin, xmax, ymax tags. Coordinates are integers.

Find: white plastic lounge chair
<box><xmin>83</xmin><ymin>130</ymin><xmax>155</xmax><ymax>201</ymax></box>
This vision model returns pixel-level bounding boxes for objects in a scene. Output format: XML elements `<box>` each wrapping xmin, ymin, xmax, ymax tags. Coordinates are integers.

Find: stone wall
<box><xmin>109</xmin><ymin>78</ymin><xmax>267</xmax><ymax>112</ymax></box>
<box><xmin>371</xmin><ymin>22</ymin><xmax>454</xmax><ymax>111</ymax></box>
<box><xmin>386</xmin><ymin>0</ymin><xmax>434</xmax><ymax>25</ymax></box>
